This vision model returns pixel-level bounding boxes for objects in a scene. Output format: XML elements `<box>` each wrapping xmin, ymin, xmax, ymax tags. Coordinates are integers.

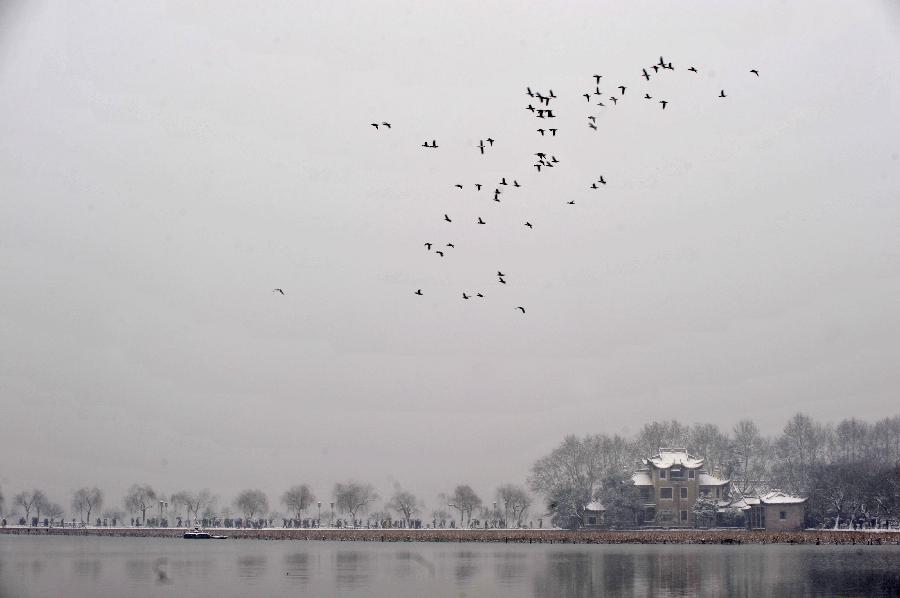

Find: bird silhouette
<box><xmin>371</xmin><ymin>123</ymin><xmax>379</xmax><ymax>129</ymax></box>
<box><xmin>651</xmin><ymin>65</ymin><xmax>659</xmax><ymax>73</ymax></box>
<box><xmin>597</xmin><ymin>102</ymin><xmax>605</xmax><ymax>107</ymax></box>
<box><xmin>645</xmin><ymin>93</ymin><xmax>652</xmax><ymax>99</ymax></box>
<box><xmin>567</xmin><ymin>200</ymin><xmax>575</xmax><ymax>205</ymax></box>
<box><xmin>526</xmin><ymin>86</ymin><xmax>534</xmax><ymax>97</ymax></box>
<box><xmin>750</xmin><ymin>69</ymin><xmax>759</xmax><ymax>76</ymax></box>
<box><xmin>549</xmin><ymin>89</ymin><xmax>556</xmax><ymax>98</ymax></box>
<box><xmin>435</xmin><ymin>251</ymin><xmax>444</xmax><ymax>257</ymax></box>
<box><xmin>534</xmin><ymin>163</ymin><xmax>543</xmax><ymax>171</ymax></box>
<box><xmin>665</xmin><ymin>62</ymin><xmax>674</xmax><ymax>70</ymax></box>
<box><xmin>594</xmin><ymin>86</ymin><xmax>603</xmax><ymax>96</ymax></box>
<box><xmin>527</xmin><ymin>104</ymin><xmax>535</xmax><ymax>112</ymax></box>
<box><xmin>516</xmin><ymin>306</ymin><xmax>526</xmax><ymax>314</ymax></box>
<box><xmin>462</xmin><ymin>293</ymin><xmax>470</xmax><ymax>300</ymax></box>
<box><xmin>500</xmin><ymin>177</ymin><xmax>507</xmax><ymax>185</ymax></box>
<box><xmin>497</xmin><ymin>271</ymin><xmax>505</xmax><ymax>277</ymax></box>
<box><xmin>477</xmin><ymin>217</ymin><xmax>486</xmax><ymax>224</ymax></box>
<box><xmin>591</xmin><ymin>183</ymin><xmax>598</xmax><ymax>189</ymax></box>
<box><xmin>546</xmin><ymin>110</ymin><xmax>555</xmax><ymax>118</ymax></box>
<box><xmin>486</xmin><ymin>138</ymin><xmax>494</xmax><ymax>146</ymax></box>
<box><xmin>455</xmin><ymin>184</ymin><xmax>463</xmax><ymax>189</ymax></box>
<box><xmin>537</xmin><ymin>129</ymin><xmax>545</xmax><ymax>135</ymax></box>
<box><xmin>499</xmin><ymin>277</ymin><xmax>507</xmax><ymax>284</ymax></box>
<box><xmin>619</xmin><ymin>85</ymin><xmax>626</xmax><ymax>95</ymax></box>
<box><xmin>688</xmin><ymin>66</ymin><xmax>698</xmax><ymax>73</ymax></box>
<box><xmin>478</xmin><ymin>140</ymin><xmax>485</xmax><ymax>154</ymax></box>
<box><xmin>609</xmin><ymin>97</ymin><xmax>618</xmax><ymax>105</ymax></box>
<box><xmin>513</xmin><ymin>180</ymin><xmax>520</xmax><ymax>187</ymax></box>
<box><xmin>587</xmin><ymin>116</ymin><xmax>596</xmax><ymax>122</ymax></box>
<box><xmin>658</xmin><ymin>56</ymin><xmax>666</xmax><ymax>67</ymax></box>
<box><xmin>549</xmin><ymin>129</ymin><xmax>557</xmax><ymax>136</ymax></box>
<box><xmin>524</xmin><ymin>222</ymin><xmax>533</xmax><ymax>228</ymax></box>
<box><xmin>424</xmin><ymin>242</ymin><xmax>432</xmax><ymax>250</ymax></box>
<box><xmin>415</xmin><ymin>289</ymin><xmax>423</xmax><ymax>295</ymax></box>
<box><xmin>660</xmin><ymin>100</ymin><xmax>668</xmax><ymax>109</ymax></box>
<box><xmin>551</xmin><ymin>156</ymin><xmax>559</xmax><ymax>163</ymax></box>
<box><xmin>642</xmin><ymin>69</ymin><xmax>650</xmax><ymax>81</ymax></box>
<box><xmin>599</xmin><ymin>176</ymin><xmax>606</xmax><ymax>185</ymax></box>
<box><xmin>594</xmin><ymin>74</ymin><xmax>602</xmax><ymax>83</ymax></box>
<box><xmin>719</xmin><ymin>90</ymin><xmax>726</xmax><ymax>98</ymax></box>
<box><xmin>444</xmin><ymin>214</ymin><xmax>452</xmax><ymax>222</ymax></box>
<box><xmin>273</xmin><ymin>288</ymin><xmax>285</xmax><ymax>295</ymax></box>
<box><xmin>381</xmin><ymin>122</ymin><xmax>391</xmax><ymax>128</ymax></box>
<box><xmin>476</xmin><ymin>293</ymin><xmax>484</xmax><ymax>298</ymax></box>
<box><xmin>588</xmin><ymin>122</ymin><xmax>597</xmax><ymax>130</ymax></box>
<box><xmin>583</xmin><ymin>93</ymin><xmax>591</xmax><ymax>101</ymax></box>
<box><xmin>475</xmin><ymin>184</ymin><xmax>482</xmax><ymax>190</ymax></box>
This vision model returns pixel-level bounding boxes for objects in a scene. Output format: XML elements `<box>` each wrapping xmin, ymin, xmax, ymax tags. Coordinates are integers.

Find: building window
<box><xmin>671</xmin><ymin>468</ymin><xmax>684</xmax><ymax>479</ymax></box>
<box><xmin>659</xmin><ymin>469</ymin><xmax>666</xmax><ymax>479</ymax></box>
<box><xmin>640</xmin><ymin>487</ymin><xmax>654</xmax><ymax>501</ymax></box>
<box><xmin>680</xmin><ymin>510</ymin><xmax>688</xmax><ymax>521</ymax></box>
<box><xmin>688</xmin><ymin>470</ymin><xmax>695</xmax><ymax>479</ymax></box>
<box><xmin>716</xmin><ymin>488</ymin><xmax>720</xmax><ymax>498</ymax></box>
<box><xmin>680</xmin><ymin>487</ymin><xmax>688</xmax><ymax>499</ymax></box>
<box><xmin>588</xmin><ymin>516</ymin><xmax>597</xmax><ymax>525</ymax></box>
<box><xmin>660</xmin><ymin>488</ymin><xmax>673</xmax><ymax>500</ymax></box>
<box><xmin>659</xmin><ymin>509</ymin><xmax>673</xmax><ymax>522</ymax></box>
<box><xmin>700</xmin><ymin>488</ymin><xmax>710</xmax><ymax>497</ymax></box>
<box><xmin>779</xmin><ymin>511</ymin><xmax>786</xmax><ymax>520</ymax></box>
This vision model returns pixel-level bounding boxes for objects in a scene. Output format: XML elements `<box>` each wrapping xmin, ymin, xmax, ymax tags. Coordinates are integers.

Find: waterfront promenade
<box><xmin>1</xmin><ymin>526</ymin><xmax>897</xmax><ymax>545</ymax></box>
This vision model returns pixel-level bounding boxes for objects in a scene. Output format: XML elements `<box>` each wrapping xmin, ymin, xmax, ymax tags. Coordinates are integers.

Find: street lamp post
<box><xmin>504</xmin><ymin>500</ymin><xmax>509</xmax><ymax>529</ymax></box>
<box><xmin>317</xmin><ymin>501</ymin><xmax>322</xmax><ymax>527</ymax></box>
<box><xmin>158</xmin><ymin>501</ymin><xmax>167</xmax><ymax>528</ymax></box>
<box><xmin>493</xmin><ymin>502</ymin><xmax>497</xmax><ymax>528</ymax></box>
<box><xmin>330</xmin><ymin>502</ymin><xmax>334</xmax><ymax>527</ymax></box>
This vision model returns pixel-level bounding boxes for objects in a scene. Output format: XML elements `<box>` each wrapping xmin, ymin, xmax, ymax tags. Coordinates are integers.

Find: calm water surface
<box><xmin>1</xmin><ymin>536</ymin><xmax>898</xmax><ymax>597</ymax></box>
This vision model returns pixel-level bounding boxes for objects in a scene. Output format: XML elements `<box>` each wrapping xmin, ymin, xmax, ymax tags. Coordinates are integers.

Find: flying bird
<box><xmin>549</xmin><ymin>129</ymin><xmax>557</xmax><ymax>136</ymax></box>
<box><xmin>435</xmin><ymin>250</ymin><xmax>444</xmax><ymax>257</ymax></box>
<box><xmin>588</xmin><ymin>122</ymin><xmax>597</xmax><ymax>130</ymax></box>
<box><xmin>660</xmin><ymin>100</ymin><xmax>668</xmax><ymax>109</ymax></box>
<box><xmin>273</xmin><ymin>288</ymin><xmax>285</xmax><ymax>295</ymax></box>
<box><xmin>651</xmin><ymin>65</ymin><xmax>659</xmax><ymax>73</ymax></box>
<box><xmin>477</xmin><ymin>217</ymin><xmax>486</xmax><ymax>224</ymax></box>
<box><xmin>371</xmin><ymin>123</ymin><xmax>379</xmax><ymax>129</ymax></box>
<box><xmin>516</xmin><ymin>306</ymin><xmax>526</xmax><ymax>314</ymax></box>
<box><xmin>688</xmin><ymin>66</ymin><xmax>698</xmax><ymax>73</ymax></box>
<box><xmin>500</xmin><ymin>177</ymin><xmax>507</xmax><ymax>185</ymax></box>
<box><xmin>446</xmin><ymin>243</ymin><xmax>454</xmax><ymax>248</ymax></box>
<box><xmin>609</xmin><ymin>97</ymin><xmax>618</xmax><ymax>105</ymax></box>
<box><xmin>750</xmin><ymin>69</ymin><xmax>759</xmax><ymax>76</ymax></box>
<box><xmin>486</xmin><ymin>138</ymin><xmax>494</xmax><ymax>146</ymax></box>
<box><xmin>642</xmin><ymin>69</ymin><xmax>650</xmax><ymax>81</ymax></box>
<box><xmin>476</xmin><ymin>293</ymin><xmax>484</xmax><ymax>298</ymax></box>
<box><xmin>424</xmin><ymin>242</ymin><xmax>432</xmax><ymax>250</ymax></box>
<box><xmin>645</xmin><ymin>93</ymin><xmax>652</xmax><ymax>99</ymax></box>
<box><xmin>524</xmin><ymin>222</ymin><xmax>533</xmax><ymax>228</ymax></box>
<box><xmin>583</xmin><ymin>93</ymin><xmax>591</xmax><ymax>101</ymax></box>
<box><xmin>599</xmin><ymin>176</ymin><xmax>606</xmax><ymax>185</ymax></box>
<box><xmin>478</xmin><ymin>140</ymin><xmax>485</xmax><ymax>154</ymax></box>
<box><xmin>587</xmin><ymin>116</ymin><xmax>596</xmax><ymax>122</ymax></box>
<box><xmin>567</xmin><ymin>200</ymin><xmax>575</xmax><ymax>205</ymax></box>
<box><xmin>475</xmin><ymin>184</ymin><xmax>482</xmax><ymax>190</ymax></box>
<box><xmin>497</xmin><ymin>271</ymin><xmax>505</xmax><ymax>277</ymax></box>
<box><xmin>591</xmin><ymin>183</ymin><xmax>598</xmax><ymax>189</ymax></box>
<box><xmin>499</xmin><ymin>277</ymin><xmax>507</xmax><ymax>284</ymax></box>
<box><xmin>381</xmin><ymin>122</ymin><xmax>391</xmax><ymax>128</ymax></box>
<box><xmin>444</xmin><ymin>214</ymin><xmax>452</xmax><ymax>222</ymax></box>
<box><xmin>719</xmin><ymin>90</ymin><xmax>726</xmax><ymax>98</ymax></box>
<box><xmin>455</xmin><ymin>184</ymin><xmax>463</xmax><ymax>189</ymax></box>
<box><xmin>618</xmin><ymin>85</ymin><xmax>626</xmax><ymax>95</ymax></box>
<box><xmin>594</xmin><ymin>74</ymin><xmax>602</xmax><ymax>83</ymax></box>
<box><xmin>462</xmin><ymin>293</ymin><xmax>470</xmax><ymax>300</ymax></box>
<box><xmin>415</xmin><ymin>289</ymin><xmax>423</xmax><ymax>295</ymax></box>
<box><xmin>537</xmin><ymin>129</ymin><xmax>545</xmax><ymax>135</ymax></box>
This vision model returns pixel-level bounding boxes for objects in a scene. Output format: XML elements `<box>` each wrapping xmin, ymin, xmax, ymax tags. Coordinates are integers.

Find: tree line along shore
<box><xmin>2</xmin><ymin>413</ymin><xmax>899</xmax><ymax>532</ymax></box>
<box><xmin>1</xmin><ymin>527</ymin><xmax>898</xmax><ymax>545</ymax></box>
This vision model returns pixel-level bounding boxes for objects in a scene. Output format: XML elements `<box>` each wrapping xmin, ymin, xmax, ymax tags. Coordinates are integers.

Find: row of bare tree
<box><xmin>0</xmin><ymin>481</ymin><xmax>534</xmax><ymax>528</ymax></box>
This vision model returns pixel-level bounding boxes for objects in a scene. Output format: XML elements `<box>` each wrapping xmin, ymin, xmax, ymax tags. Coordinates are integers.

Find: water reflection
<box><xmin>335</xmin><ymin>550</ymin><xmax>372</xmax><ymax>588</ymax></box>
<box><xmin>453</xmin><ymin>551</ymin><xmax>480</xmax><ymax>583</ymax></box>
<box><xmin>72</xmin><ymin>559</ymin><xmax>102</xmax><ymax>581</ymax></box>
<box><xmin>236</xmin><ymin>554</ymin><xmax>268</xmax><ymax>578</ymax></box>
<box><xmin>284</xmin><ymin>551</ymin><xmax>311</xmax><ymax>583</ymax></box>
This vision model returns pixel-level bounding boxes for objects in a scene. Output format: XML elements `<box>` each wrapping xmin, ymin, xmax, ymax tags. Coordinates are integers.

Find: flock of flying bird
<box><xmin>277</xmin><ymin>57</ymin><xmax>760</xmax><ymax>314</ymax></box>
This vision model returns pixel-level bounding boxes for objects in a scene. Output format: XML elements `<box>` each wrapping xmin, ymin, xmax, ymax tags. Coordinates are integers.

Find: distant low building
<box><xmin>742</xmin><ymin>491</ymin><xmax>807</xmax><ymax>531</ymax></box>
<box><xmin>582</xmin><ymin>501</ymin><xmax>606</xmax><ymax>529</ymax></box>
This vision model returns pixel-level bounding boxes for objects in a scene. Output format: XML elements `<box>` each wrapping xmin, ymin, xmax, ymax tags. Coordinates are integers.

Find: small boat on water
<box><xmin>183</xmin><ymin>526</ymin><xmax>227</xmax><ymax>540</ymax></box>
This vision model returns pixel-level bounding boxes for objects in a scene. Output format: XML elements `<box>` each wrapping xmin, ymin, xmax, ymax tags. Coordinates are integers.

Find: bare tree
<box><xmin>730</xmin><ymin>420</ymin><xmax>769</xmax><ymax>493</ymax></box>
<box><xmin>170</xmin><ymin>491</ymin><xmax>192</xmax><ymax>523</ymax></box>
<box><xmin>449</xmin><ymin>485</ymin><xmax>481</xmax><ymax>526</ymax></box>
<box><xmin>71</xmin><ymin>487</ymin><xmax>103</xmax><ymax>524</ymax></box>
<box><xmin>386</xmin><ymin>487</ymin><xmax>421</xmax><ymax>525</ymax></box>
<box><xmin>124</xmin><ymin>484</ymin><xmax>157</xmax><ymax>524</ymax></box>
<box><xmin>234</xmin><ymin>489</ymin><xmax>269</xmax><ymax>521</ymax></box>
<box><xmin>281</xmin><ymin>485</ymin><xmax>315</xmax><ymax>521</ymax></box>
<box><xmin>171</xmin><ymin>489</ymin><xmax>215</xmax><ymax>524</ymax></box>
<box><xmin>14</xmin><ymin>491</ymin><xmax>35</xmax><ymax>522</ymax></box>
<box><xmin>333</xmin><ymin>481</ymin><xmax>378</xmax><ymax>522</ymax></box>
<box><xmin>45</xmin><ymin>502</ymin><xmax>65</xmax><ymax>523</ymax></box>
<box><xmin>496</xmin><ymin>484</ymin><xmax>531</xmax><ymax>526</ymax></box>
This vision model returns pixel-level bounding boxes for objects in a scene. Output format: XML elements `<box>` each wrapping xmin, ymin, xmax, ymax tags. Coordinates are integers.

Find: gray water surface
<box><xmin>1</xmin><ymin>536</ymin><xmax>898</xmax><ymax>597</ymax></box>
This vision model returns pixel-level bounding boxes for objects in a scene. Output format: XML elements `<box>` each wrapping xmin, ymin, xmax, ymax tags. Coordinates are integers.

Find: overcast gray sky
<box><xmin>1</xmin><ymin>0</ymin><xmax>899</xmax><ymax>512</ymax></box>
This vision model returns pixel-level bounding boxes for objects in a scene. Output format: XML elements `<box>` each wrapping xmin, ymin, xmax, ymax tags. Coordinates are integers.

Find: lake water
<box><xmin>1</xmin><ymin>536</ymin><xmax>898</xmax><ymax>597</ymax></box>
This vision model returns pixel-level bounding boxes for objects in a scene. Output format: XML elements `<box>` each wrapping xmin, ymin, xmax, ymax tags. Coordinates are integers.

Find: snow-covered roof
<box><xmin>643</xmin><ymin>448</ymin><xmax>704</xmax><ymax>469</ymax></box>
<box><xmin>584</xmin><ymin>501</ymin><xmax>606</xmax><ymax>512</ymax></box>
<box><xmin>760</xmin><ymin>491</ymin><xmax>807</xmax><ymax>505</ymax></box>
<box><xmin>632</xmin><ymin>471</ymin><xmax>653</xmax><ymax>486</ymax></box>
<box><xmin>697</xmin><ymin>473</ymin><xmax>729</xmax><ymax>486</ymax></box>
